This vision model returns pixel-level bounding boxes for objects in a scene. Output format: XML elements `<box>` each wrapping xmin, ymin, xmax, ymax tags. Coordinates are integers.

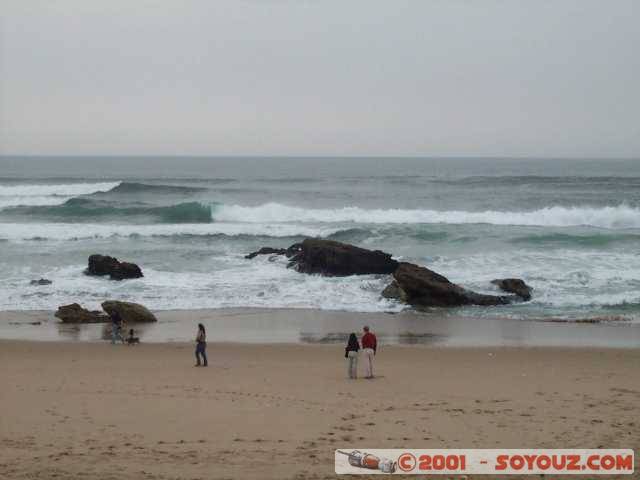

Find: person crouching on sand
<box><xmin>361</xmin><ymin>326</ymin><xmax>377</xmax><ymax>379</ymax></box>
<box><xmin>195</xmin><ymin>323</ymin><xmax>208</xmax><ymax>367</ymax></box>
<box><xmin>127</xmin><ymin>328</ymin><xmax>140</xmax><ymax>345</ymax></box>
<box><xmin>345</xmin><ymin>333</ymin><xmax>360</xmax><ymax>379</ymax></box>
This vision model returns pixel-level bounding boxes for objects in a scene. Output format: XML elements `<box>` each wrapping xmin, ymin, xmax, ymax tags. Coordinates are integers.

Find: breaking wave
<box><xmin>213</xmin><ymin>203</ymin><xmax>640</xmax><ymax>229</ymax></box>
<box><xmin>9</xmin><ymin>199</ymin><xmax>213</xmax><ymax>223</ymax></box>
<box><xmin>510</xmin><ymin>232</ymin><xmax>640</xmax><ymax>247</ymax></box>
<box><xmin>0</xmin><ymin>182</ymin><xmax>120</xmax><ymax>208</ymax></box>
<box><xmin>0</xmin><ymin>222</ymin><xmax>345</xmax><ymax>241</ymax></box>
<box><xmin>102</xmin><ymin>182</ymin><xmax>207</xmax><ymax>195</ymax></box>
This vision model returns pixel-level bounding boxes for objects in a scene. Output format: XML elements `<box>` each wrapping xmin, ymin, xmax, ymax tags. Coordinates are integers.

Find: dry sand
<box><xmin>1</xmin><ymin>340</ymin><xmax>638</xmax><ymax>479</ymax></box>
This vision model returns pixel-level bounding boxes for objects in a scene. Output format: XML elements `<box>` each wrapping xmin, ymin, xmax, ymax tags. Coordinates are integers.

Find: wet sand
<box><xmin>1</xmin><ymin>307</ymin><xmax>640</xmax><ymax>347</ymax></box>
<box><xmin>1</xmin><ymin>340</ymin><xmax>638</xmax><ymax>479</ymax></box>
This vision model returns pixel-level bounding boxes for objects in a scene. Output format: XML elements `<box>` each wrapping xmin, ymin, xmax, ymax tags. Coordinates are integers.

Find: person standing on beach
<box><xmin>195</xmin><ymin>323</ymin><xmax>208</xmax><ymax>367</ymax></box>
<box><xmin>344</xmin><ymin>333</ymin><xmax>360</xmax><ymax>379</ymax></box>
<box><xmin>361</xmin><ymin>326</ymin><xmax>377</xmax><ymax>379</ymax></box>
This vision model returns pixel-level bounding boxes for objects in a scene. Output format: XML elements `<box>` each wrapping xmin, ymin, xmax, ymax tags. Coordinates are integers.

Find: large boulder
<box><xmin>55</xmin><ymin>303</ymin><xmax>109</xmax><ymax>323</ymax></box>
<box><xmin>391</xmin><ymin>262</ymin><xmax>511</xmax><ymax>307</ymax></box>
<box><xmin>86</xmin><ymin>254</ymin><xmax>143</xmax><ymax>280</ymax></box>
<box><xmin>101</xmin><ymin>301</ymin><xmax>157</xmax><ymax>323</ymax></box>
<box><xmin>491</xmin><ymin>278</ymin><xmax>532</xmax><ymax>301</ymax></box>
<box><xmin>287</xmin><ymin>238</ymin><xmax>398</xmax><ymax>276</ymax></box>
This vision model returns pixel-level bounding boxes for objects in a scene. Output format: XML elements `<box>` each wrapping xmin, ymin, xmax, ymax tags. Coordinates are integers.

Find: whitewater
<box><xmin>0</xmin><ymin>181</ymin><xmax>119</xmax><ymax>208</ymax></box>
<box><xmin>214</xmin><ymin>203</ymin><xmax>640</xmax><ymax>229</ymax></box>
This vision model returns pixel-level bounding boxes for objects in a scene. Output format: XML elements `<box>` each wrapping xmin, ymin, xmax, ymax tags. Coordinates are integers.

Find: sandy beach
<box><xmin>1</xmin><ymin>340</ymin><xmax>638</xmax><ymax>479</ymax></box>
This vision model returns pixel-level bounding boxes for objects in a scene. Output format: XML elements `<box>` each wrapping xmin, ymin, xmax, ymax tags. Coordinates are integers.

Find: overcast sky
<box><xmin>1</xmin><ymin>1</ymin><xmax>638</xmax><ymax>157</ymax></box>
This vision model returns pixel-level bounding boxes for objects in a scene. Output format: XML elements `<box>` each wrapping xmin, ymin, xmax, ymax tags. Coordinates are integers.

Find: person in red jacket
<box><xmin>361</xmin><ymin>325</ymin><xmax>377</xmax><ymax>379</ymax></box>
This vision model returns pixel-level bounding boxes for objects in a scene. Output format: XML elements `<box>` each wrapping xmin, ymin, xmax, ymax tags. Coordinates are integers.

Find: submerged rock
<box><xmin>86</xmin><ymin>254</ymin><xmax>143</xmax><ymax>280</ymax></box>
<box><xmin>30</xmin><ymin>278</ymin><xmax>52</xmax><ymax>286</ymax></box>
<box><xmin>491</xmin><ymin>278</ymin><xmax>532</xmax><ymax>301</ymax></box>
<box><xmin>392</xmin><ymin>262</ymin><xmax>511</xmax><ymax>307</ymax></box>
<box><xmin>244</xmin><ymin>245</ymin><xmax>301</xmax><ymax>260</ymax></box>
<box><xmin>101</xmin><ymin>300</ymin><xmax>157</xmax><ymax>323</ymax></box>
<box><xmin>287</xmin><ymin>238</ymin><xmax>398</xmax><ymax>276</ymax></box>
<box><xmin>55</xmin><ymin>303</ymin><xmax>109</xmax><ymax>323</ymax></box>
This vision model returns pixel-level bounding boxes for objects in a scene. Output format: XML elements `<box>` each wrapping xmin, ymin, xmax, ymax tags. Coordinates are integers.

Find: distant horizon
<box><xmin>2</xmin><ymin>154</ymin><xmax>639</xmax><ymax>161</ymax></box>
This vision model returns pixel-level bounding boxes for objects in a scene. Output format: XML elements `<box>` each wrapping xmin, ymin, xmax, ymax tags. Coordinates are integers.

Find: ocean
<box><xmin>1</xmin><ymin>156</ymin><xmax>639</xmax><ymax>324</ymax></box>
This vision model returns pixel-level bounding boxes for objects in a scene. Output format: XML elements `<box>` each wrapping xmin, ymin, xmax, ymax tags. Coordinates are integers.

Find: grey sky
<box><xmin>1</xmin><ymin>0</ymin><xmax>638</xmax><ymax>157</ymax></box>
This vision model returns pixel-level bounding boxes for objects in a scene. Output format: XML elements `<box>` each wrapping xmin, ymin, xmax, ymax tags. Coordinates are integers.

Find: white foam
<box><xmin>0</xmin><ymin>258</ymin><xmax>402</xmax><ymax>313</ymax></box>
<box><xmin>214</xmin><ymin>203</ymin><xmax>640</xmax><ymax>229</ymax></box>
<box><xmin>428</xmin><ymin>249</ymin><xmax>640</xmax><ymax>310</ymax></box>
<box><xmin>2</xmin><ymin>248</ymin><xmax>639</xmax><ymax>317</ymax></box>
<box><xmin>0</xmin><ymin>222</ymin><xmax>342</xmax><ymax>241</ymax></box>
<box><xmin>0</xmin><ymin>182</ymin><xmax>120</xmax><ymax>208</ymax></box>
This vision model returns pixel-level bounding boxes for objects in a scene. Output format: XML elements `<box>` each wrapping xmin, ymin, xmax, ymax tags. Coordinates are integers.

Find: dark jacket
<box><xmin>345</xmin><ymin>337</ymin><xmax>360</xmax><ymax>358</ymax></box>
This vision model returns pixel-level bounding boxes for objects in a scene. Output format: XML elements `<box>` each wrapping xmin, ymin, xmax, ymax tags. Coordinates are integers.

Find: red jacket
<box><xmin>361</xmin><ymin>332</ymin><xmax>377</xmax><ymax>353</ymax></box>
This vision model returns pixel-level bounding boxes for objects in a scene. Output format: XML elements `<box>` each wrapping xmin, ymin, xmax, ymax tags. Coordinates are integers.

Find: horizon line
<box><xmin>2</xmin><ymin>154</ymin><xmax>639</xmax><ymax>161</ymax></box>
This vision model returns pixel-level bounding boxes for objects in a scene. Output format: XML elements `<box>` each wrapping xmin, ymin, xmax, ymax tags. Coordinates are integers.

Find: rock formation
<box><xmin>390</xmin><ymin>262</ymin><xmax>511</xmax><ymax>307</ymax></box>
<box><xmin>491</xmin><ymin>278</ymin><xmax>533</xmax><ymax>301</ymax></box>
<box><xmin>248</xmin><ymin>239</ymin><xmax>399</xmax><ymax>276</ymax></box>
<box><xmin>247</xmin><ymin>238</ymin><xmax>531</xmax><ymax>308</ymax></box>
<box><xmin>54</xmin><ymin>303</ymin><xmax>109</xmax><ymax>323</ymax></box>
<box><xmin>101</xmin><ymin>300</ymin><xmax>157</xmax><ymax>323</ymax></box>
<box><xmin>86</xmin><ymin>254</ymin><xmax>143</xmax><ymax>280</ymax></box>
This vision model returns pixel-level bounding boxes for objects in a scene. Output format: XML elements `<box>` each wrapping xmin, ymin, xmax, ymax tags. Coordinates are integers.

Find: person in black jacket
<box><xmin>345</xmin><ymin>333</ymin><xmax>360</xmax><ymax>379</ymax></box>
<box><xmin>195</xmin><ymin>323</ymin><xmax>208</xmax><ymax>367</ymax></box>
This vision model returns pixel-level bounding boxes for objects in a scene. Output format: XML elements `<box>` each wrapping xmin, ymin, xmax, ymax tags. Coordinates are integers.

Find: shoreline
<box><xmin>1</xmin><ymin>307</ymin><xmax>639</xmax><ymax>347</ymax></box>
<box><xmin>2</xmin><ymin>338</ymin><xmax>638</xmax><ymax>355</ymax></box>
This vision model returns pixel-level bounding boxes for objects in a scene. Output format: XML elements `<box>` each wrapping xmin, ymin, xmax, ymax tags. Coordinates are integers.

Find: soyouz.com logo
<box><xmin>335</xmin><ymin>449</ymin><xmax>634</xmax><ymax>475</ymax></box>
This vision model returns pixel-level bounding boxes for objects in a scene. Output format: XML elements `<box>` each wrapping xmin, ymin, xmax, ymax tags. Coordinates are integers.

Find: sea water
<box><xmin>1</xmin><ymin>156</ymin><xmax>639</xmax><ymax>323</ymax></box>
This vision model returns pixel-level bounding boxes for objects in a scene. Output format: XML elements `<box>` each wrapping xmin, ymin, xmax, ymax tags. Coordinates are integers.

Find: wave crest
<box><xmin>0</xmin><ymin>182</ymin><xmax>120</xmax><ymax>208</ymax></box>
<box><xmin>103</xmin><ymin>182</ymin><xmax>207</xmax><ymax>195</ymax></box>
<box><xmin>213</xmin><ymin>203</ymin><xmax>640</xmax><ymax>229</ymax></box>
<box><xmin>0</xmin><ymin>222</ymin><xmax>345</xmax><ymax>241</ymax></box>
<box><xmin>8</xmin><ymin>200</ymin><xmax>213</xmax><ymax>224</ymax></box>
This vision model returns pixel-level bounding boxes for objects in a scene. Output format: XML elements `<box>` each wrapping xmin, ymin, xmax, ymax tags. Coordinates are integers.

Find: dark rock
<box><xmin>101</xmin><ymin>301</ymin><xmax>157</xmax><ymax>323</ymax></box>
<box><xmin>245</xmin><ymin>244</ymin><xmax>302</xmax><ymax>260</ymax></box>
<box><xmin>287</xmin><ymin>238</ymin><xmax>398</xmax><ymax>276</ymax></box>
<box><xmin>491</xmin><ymin>278</ymin><xmax>532</xmax><ymax>301</ymax></box>
<box><xmin>381</xmin><ymin>280</ymin><xmax>408</xmax><ymax>302</ymax></box>
<box><xmin>392</xmin><ymin>262</ymin><xmax>511</xmax><ymax>307</ymax></box>
<box><xmin>86</xmin><ymin>254</ymin><xmax>143</xmax><ymax>280</ymax></box>
<box><xmin>30</xmin><ymin>278</ymin><xmax>52</xmax><ymax>285</ymax></box>
<box><xmin>55</xmin><ymin>303</ymin><xmax>109</xmax><ymax>323</ymax></box>
<box><xmin>86</xmin><ymin>254</ymin><xmax>120</xmax><ymax>275</ymax></box>
<box><xmin>245</xmin><ymin>247</ymin><xmax>287</xmax><ymax>259</ymax></box>
<box><xmin>111</xmin><ymin>262</ymin><xmax>144</xmax><ymax>281</ymax></box>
